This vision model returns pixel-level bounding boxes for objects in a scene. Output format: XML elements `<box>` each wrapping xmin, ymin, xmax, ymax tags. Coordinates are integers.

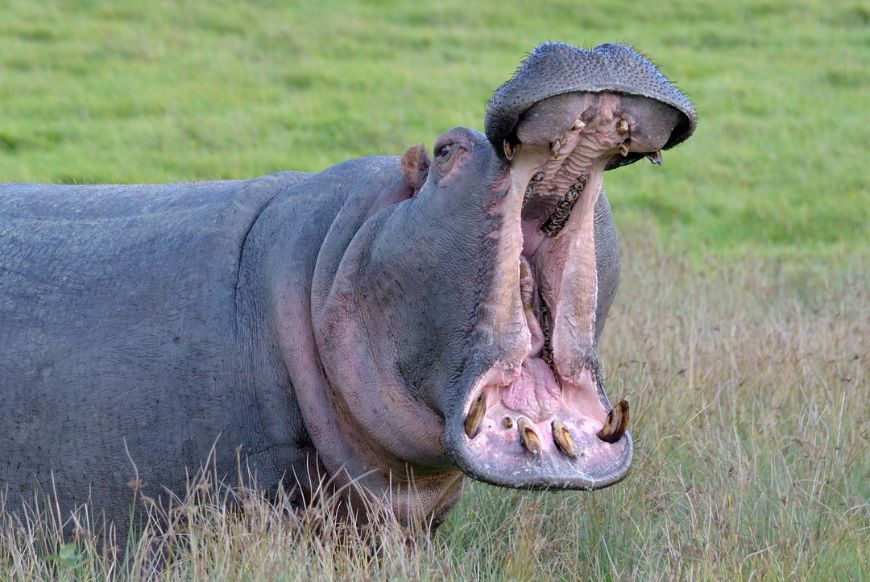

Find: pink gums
<box><xmin>501</xmin><ymin>357</ymin><xmax>563</xmax><ymax>422</ymax></box>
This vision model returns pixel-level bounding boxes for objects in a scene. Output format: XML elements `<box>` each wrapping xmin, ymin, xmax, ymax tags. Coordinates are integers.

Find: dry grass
<box><xmin>1</xmin><ymin>234</ymin><xmax>866</xmax><ymax>581</ymax></box>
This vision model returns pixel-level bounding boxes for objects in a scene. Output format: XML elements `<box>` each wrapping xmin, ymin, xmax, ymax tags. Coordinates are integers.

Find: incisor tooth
<box><xmin>618</xmin><ymin>143</ymin><xmax>630</xmax><ymax>157</ymax></box>
<box><xmin>464</xmin><ymin>392</ymin><xmax>486</xmax><ymax>439</ymax></box>
<box><xmin>552</xmin><ymin>420</ymin><xmax>577</xmax><ymax>457</ymax></box>
<box><xmin>596</xmin><ymin>400</ymin><xmax>629</xmax><ymax>443</ymax></box>
<box><xmin>551</xmin><ymin>139</ymin><xmax>561</xmax><ymax>159</ymax></box>
<box><xmin>517</xmin><ymin>418</ymin><xmax>541</xmax><ymax>455</ymax></box>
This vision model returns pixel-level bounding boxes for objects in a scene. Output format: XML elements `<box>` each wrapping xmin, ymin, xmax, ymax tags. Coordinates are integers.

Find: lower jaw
<box><xmin>448</xmin><ymin>358</ymin><xmax>632</xmax><ymax>490</ymax></box>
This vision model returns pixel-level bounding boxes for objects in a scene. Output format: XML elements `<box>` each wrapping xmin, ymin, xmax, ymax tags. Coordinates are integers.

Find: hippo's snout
<box><xmin>486</xmin><ymin>42</ymin><xmax>697</xmax><ymax>168</ymax></box>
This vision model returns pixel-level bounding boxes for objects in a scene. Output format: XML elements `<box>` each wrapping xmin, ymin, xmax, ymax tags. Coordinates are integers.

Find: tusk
<box><xmin>596</xmin><ymin>400</ymin><xmax>629</xmax><ymax>443</ymax></box>
<box><xmin>552</xmin><ymin>420</ymin><xmax>577</xmax><ymax>458</ymax></box>
<box><xmin>517</xmin><ymin>418</ymin><xmax>542</xmax><ymax>454</ymax></box>
<box><xmin>646</xmin><ymin>150</ymin><xmax>663</xmax><ymax>165</ymax></box>
<box><xmin>464</xmin><ymin>392</ymin><xmax>486</xmax><ymax>438</ymax></box>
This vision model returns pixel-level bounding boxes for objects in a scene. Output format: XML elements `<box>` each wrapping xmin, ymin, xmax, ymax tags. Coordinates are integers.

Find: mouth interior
<box><xmin>458</xmin><ymin>91</ymin><xmax>677</xmax><ymax>489</ymax></box>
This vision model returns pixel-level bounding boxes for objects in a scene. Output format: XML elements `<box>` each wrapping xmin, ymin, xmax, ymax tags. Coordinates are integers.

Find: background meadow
<box><xmin>0</xmin><ymin>0</ymin><xmax>867</xmax><ymax>579</ymax></box>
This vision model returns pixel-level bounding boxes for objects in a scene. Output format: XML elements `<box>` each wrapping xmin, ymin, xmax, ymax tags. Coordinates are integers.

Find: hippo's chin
<box><xmin>446</xmin><ymin>360</ymin><xmax>633</xmax><ymax>490</ymax></box>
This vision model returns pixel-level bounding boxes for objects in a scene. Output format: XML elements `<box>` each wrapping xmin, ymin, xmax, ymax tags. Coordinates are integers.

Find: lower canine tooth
<box><xmin>517</xmin><ymin>418</ymin><xmax>542</xmax><ymax>455</ymax></box>
<box><xmin>464</xmin><ymin>392</ymin><xmax>486</xmax><ymax>438</ymax></box>
<box><xmin>552</xmin><ymin>420</ymin><xmax>577</xmax><ymax>457</ymax></box>
<box><xmin>596</xmin><ymin>400</ymin><xmax>629</xmax><ymax>443</ymax></box>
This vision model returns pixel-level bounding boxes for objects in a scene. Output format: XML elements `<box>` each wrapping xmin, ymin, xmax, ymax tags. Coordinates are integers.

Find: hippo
<box><xmin>0</xmin><ymin>42</ymin><xmax>696</xmax><ymax>533</ymax></box>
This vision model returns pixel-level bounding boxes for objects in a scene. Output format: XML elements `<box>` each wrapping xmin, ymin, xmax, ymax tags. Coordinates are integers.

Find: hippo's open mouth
<box><xmin>447</xmin><ymin>83</ymin><xmax>692</xmax><ymax>489</ymax></box>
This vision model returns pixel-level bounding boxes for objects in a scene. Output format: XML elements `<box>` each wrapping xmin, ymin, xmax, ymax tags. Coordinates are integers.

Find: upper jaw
<box><xmin>485</xmin><ymin>42</ymin><xmax>697</xmax><ymax>166</ymax></box>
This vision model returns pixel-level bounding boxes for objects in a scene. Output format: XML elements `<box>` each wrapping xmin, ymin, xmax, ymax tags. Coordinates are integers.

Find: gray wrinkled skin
<box><xmin>0</xmin><ymin>173</ymin><xmax>321</xmax><ymax>526</ymax></box>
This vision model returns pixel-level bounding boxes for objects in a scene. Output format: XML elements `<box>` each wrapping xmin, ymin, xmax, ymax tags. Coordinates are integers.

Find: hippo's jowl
<box><xmin>0</xmin><ymin>43</ymin><xmax>696</xmax><ymax>530</ymax></box>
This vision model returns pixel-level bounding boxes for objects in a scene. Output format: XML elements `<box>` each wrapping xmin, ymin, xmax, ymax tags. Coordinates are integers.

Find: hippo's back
<box><xmin>0</xmin><ymin>171</ymin><xmax>307</xmax><ymax>524</ymax></box>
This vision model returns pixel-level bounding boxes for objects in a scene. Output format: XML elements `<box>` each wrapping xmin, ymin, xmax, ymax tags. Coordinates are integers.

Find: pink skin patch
<box><xmin>501</xmin><ymin>358</ymin><xmax>562</xmax><ymax>422</ymax></box>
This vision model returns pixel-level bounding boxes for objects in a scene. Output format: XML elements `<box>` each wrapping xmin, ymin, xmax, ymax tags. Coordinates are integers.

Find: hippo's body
<box><xmin>1</xmin><ymin>172</ymin><xmax>311</xmax><ymax>521</ymax></box>
<box><xmin>0</xmin><ymin>43</ymin><xmax>696</xmax><ymax>533</ymax></box>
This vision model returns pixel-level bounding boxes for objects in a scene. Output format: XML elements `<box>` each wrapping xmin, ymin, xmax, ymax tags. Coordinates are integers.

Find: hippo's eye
<box><xmin>435</xmin><ymin>143</ymin><xmax>454</xmax><ymax>161</ymax></box>
<box><xmin>432</xmin><ymin>139</ymin><xmax>469</xmax><ymax>183</ymax></box>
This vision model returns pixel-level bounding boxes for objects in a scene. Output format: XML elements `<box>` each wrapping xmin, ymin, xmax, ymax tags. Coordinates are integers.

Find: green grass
<box><xmin>0</xmin><ymin>0</ymin><xmax>867</xmax><ymax>579</ymax></box>
<box><xmin>0</xmin><ymin>0</ymin><xmax>867</xmax><ymax>253</ymax></box>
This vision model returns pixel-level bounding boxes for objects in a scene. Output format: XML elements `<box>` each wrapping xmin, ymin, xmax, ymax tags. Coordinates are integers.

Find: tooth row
<box><xmin>465</xmin><ymin>399</ymin><xmax>630</xmax><ymax>450</ymax></box>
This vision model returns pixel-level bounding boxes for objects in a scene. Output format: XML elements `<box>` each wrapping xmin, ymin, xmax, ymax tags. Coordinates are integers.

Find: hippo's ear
<box><xmin>401</xmin><ymin>145</ymin><xmax>430</xmax><ymax>194</ymax></box>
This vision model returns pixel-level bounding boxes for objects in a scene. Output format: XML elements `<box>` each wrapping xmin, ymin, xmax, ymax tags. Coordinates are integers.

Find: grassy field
<box><xmin>0</xmin><ymin>0</ymin><xmax>867</xmax><ymax>579</ymax></box>
<box><xmin>1</xmin><ymin>0</ymin><xmax>867</xmax><ymax>254</ymax></box>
